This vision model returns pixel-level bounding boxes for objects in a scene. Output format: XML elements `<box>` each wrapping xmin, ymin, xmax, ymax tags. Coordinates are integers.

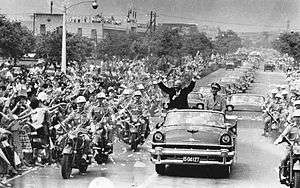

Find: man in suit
<box><xmin>157</xmin><ymin>74</ymin><xmax>197</xmax><ymax>110</ymax></box>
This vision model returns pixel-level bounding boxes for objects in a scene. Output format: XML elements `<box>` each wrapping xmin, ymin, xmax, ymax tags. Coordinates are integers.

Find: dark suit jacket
<box><xmin>158</xmin><ymin>81</ymin><xmax>195</xmax><ymax>109</ymax></box>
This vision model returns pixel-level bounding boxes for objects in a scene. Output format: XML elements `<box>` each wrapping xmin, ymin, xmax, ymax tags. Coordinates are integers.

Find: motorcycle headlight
<box><xmin>220</xmin><ymin>134</ymin><xmax>232</xmax><ymax>145</ymax></box>
<box><xmin>153</xmin><ymin>132</ymin><xmax>164</xmax><ymax>143</ymax></box>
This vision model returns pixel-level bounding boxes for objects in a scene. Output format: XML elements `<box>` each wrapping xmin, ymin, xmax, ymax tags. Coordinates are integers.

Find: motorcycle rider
<box><xmin>274</xmin><ymin>110</ymin><xmax>300</xmax><ymax>184</ymax></box>
<box><xmin>61</xmin><ymin>96</ymin><xmax>91</xmax><ymax>162</ymax></box>
<box><xmin>205</xmin><ymin>82</ymin><xmax>226</xmax><ymax>113</ymax></box>
<box><xmin>89</xmin><ymin>92</ymin><xmax>113</xmax><ymax>147</ymax></box>
<box><xmin>265</xmin><ymin>89</ymin><xmax>278</xmax><ymax>107</ymax></box>
<box><xmin>127</xmin><ymin>91</ymin><xmax>150</xmax><ymax>139</ymax></box>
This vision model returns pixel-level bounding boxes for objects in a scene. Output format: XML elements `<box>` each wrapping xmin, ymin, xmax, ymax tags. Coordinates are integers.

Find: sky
<box><xmin>1</xmin><ymin>0</ymin><xmax>300</xmax><ymax>32</ymax></box>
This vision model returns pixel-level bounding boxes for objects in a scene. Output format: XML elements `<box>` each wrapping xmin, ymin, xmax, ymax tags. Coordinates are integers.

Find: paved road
<box><xmin>8</xmin><ymin>69</ymin><xmax>288</xmax><ymax>188</ymax></box>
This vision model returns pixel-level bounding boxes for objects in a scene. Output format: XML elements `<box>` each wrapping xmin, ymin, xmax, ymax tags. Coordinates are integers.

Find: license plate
<box><xmin>183</xmin><ymin>156</ymin><xmax>200</xmax><ymax>163</ymax></box>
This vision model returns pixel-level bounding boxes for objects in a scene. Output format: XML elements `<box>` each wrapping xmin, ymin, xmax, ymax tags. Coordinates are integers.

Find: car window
<box><xmin>164</xmin><ymin>111</ymin><xmax>225</xmax><ymax>127</ymax></box>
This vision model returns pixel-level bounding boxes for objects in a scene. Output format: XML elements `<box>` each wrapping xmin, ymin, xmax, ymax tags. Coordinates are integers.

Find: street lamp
<box><xmin>61</xmin><ymin>0</ymin><xmax>98</xmax><ymax>73</ymax></box>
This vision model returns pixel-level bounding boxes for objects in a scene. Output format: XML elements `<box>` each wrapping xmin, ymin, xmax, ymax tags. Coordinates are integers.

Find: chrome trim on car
<box><xmin>149</xmin><ymin>147</ymin><xmax>235</xmax><ymax>166</ymax></box>
<box><xmin>149</xmin><ymin>148</ymin><xmax>235</xmax><ymax>157</ymax></box>
<box><xmin>151</xmin><ymin>142</ymin><xmax>234</xmax><ymax>148</ymax></box>
<box><xmin>150</xmin><ymin>158</ymin><xmax>233</xmax><ymax>165</ymax></box>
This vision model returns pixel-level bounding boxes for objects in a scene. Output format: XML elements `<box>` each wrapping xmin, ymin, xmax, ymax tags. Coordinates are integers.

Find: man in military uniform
<box><xmin>274</xmin><ymin>110</ymin><xmax>300</xmax><ymax>184</ymax></box>
<box><xmin>88</xmin><ymin>92</ymin><xmax>113</xmax><ymax>146</ymax></box>
<box><xmin>205</xmin><ymin>82</ymin><xmax>226</xmax><ymax>113</ymax></box>
<box><xmin>62</xmin><ymin>96</ymin><xmax>91</xmax><ymax>161</ymax></box>
<box><xmin>127</xmin><ymin>91</ymin><xmax>150</xmax><ymax>139</ymax></box>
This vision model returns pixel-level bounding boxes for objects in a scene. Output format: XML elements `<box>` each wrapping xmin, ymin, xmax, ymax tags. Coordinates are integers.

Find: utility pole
<box><xmin>153</xmin><ymin>12</ymin><xmax>157</xmax><ymax>32</ymax></box>
<box><xmin>149</xmin><ymin>11</ymin><xmax>153</xmax><ymax>33</ymax></box>
<box><xmin>286</xmin><ymin>20</ymin><xmax>290</xmax><ymax>32</ymax></box>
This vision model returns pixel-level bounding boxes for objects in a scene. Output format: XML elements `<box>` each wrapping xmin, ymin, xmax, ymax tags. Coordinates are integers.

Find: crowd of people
<box><xmin>263</xmin><ymin>65</ymin><xmax>300</xmax><ymax>183</ymax></box>
<box><xmin>0</xmin><ymin>53</ymin><xmax>213</xmax><ymax>185</ymax></box>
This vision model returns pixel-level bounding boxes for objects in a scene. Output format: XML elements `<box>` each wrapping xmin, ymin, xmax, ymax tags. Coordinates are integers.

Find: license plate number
<box><xmin>183</xmin><ymin>156</ymin><xmax>200</xmax><ymax>163</ymax></box>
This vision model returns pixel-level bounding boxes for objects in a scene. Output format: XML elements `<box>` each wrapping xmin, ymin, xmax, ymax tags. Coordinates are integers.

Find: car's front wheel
<box><xmin>155</xmin><ymin>164</ymin><xmax>166</xmax><ymax>175</ymax></box>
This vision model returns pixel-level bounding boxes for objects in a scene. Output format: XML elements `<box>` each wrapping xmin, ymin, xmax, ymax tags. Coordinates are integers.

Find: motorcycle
<box><xmin>263</xmin><ymin>109</ymin><xmax>280</xmax><ymax>136</ymax></box>
<box><xmin>278</xmin><ymin>136</ymin><xmax>300</xmax><ymax>188</ymax></box>
<box><xmin>61</xmin><ymin>126</ymin><xmax>92</xmax><ymax>179</ymax></box>
<box><xmin>92</xmin><ymin>122</ymin><xmax>113</xmax><ymax>164</ymax></box>
<box><xmin>116</xmin><ymin>114</ymin><xmax>149</xmax><ymax>151</ymax></box>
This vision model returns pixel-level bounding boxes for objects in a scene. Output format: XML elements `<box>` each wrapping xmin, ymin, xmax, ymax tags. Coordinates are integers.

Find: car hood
<box><xmin>163</xmin><ymin>125</ymin><xmax>226</xmax><ymax>145</ymax></box>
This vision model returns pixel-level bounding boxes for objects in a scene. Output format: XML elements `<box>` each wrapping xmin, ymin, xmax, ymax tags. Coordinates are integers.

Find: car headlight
<box><xmin>153</xmin><ymin>132</ymin><xmax>164</xmax><ymax>143</ymax></box>
<box><xmin>220</xmin><ymin>134</ymin><xmax>232</xmax><ymax>145</ymax></box>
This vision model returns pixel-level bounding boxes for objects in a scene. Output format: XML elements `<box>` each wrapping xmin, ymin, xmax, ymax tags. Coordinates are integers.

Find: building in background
<box><xmin>31</xmin><ymin>12</ymin><xmax>146</xmax><ymax>40</ymax></box>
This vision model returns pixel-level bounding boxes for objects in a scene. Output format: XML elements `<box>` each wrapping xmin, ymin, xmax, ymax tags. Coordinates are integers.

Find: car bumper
<box><xmin>149</xmin><ymin>147</ymin><xmax>235</xmax><ymax>166</ymax></box>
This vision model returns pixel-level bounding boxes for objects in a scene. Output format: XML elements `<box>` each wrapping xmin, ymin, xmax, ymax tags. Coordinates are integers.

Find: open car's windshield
<box><xmin>231</xmin><ymin>95</ymin><xmax>264</xmax><ymax>105</ymax></box>
<box><xmin>198</xmin><ymin>87</ymin><xmax>211</xmax><ymax>97</ymax></box>
<box><xmin>164</xmin><ymin>111</ymin><xmax>225</xmax><ymax>128</ymax></box>
<box><xmin>188</xmin><ymin>93</ymin><xmax>202</xmax><ymax>100</ymax></box>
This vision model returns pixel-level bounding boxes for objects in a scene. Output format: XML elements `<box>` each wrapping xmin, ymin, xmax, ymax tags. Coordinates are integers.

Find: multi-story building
<box><xmin>31</xmin><ymin>12</ymin><xmax>146</xmax><ymax>40</ymax></box>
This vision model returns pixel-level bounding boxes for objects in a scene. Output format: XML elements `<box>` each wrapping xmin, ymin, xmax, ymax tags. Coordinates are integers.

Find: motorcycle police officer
<box><xmin>127</xmin><ymin>91</ymin><xmax>150</xmax><ymax>139</ymax></box>
<box><xmin>205</xmin><ymin>82</ymin><xmax>226</xmax><ymax>113</ymax></box>
<box><xmin>62</xmin><ymin>96</ymin><xmax>91</xmax><ymax>162</ymax></box>
<box><xmin>89</xmin><ymin>92</ymin><xmax>113</xmax><ymax>147</ymax></box>
<box><xmin>274</xmin><ymin>110</ymin><xmax>300</xmax><ymax>184</ymax></box>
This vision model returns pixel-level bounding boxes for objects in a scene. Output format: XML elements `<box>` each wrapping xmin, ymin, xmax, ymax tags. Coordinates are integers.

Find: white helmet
<box><xmin>96</xmin><ymin>92</ymin><xmax>106</xmax><ymax>99</ymax></box>
<box><xmin>123</xmin><ymin>89</ymin><xmax>132</xmax><ymax>95</ymax></box>
<box><xmin>76</xmin><ymin>96</ymin><xmax>86</xmax><ymax>103</ymax></box>
<box><xmin>282</xmin><ymin>90</ymin><xmax>289</xmax><ymax>95</ymax></box>
<box><xmin>134</xmin><ymin>91</ymin><xmax>142</xmax><ymax>96</ymax></box>
<box><xmin>137</xmin><ymin>84</ymin><xmax>145</xmax><ymax>90</ymax></box>
<box><xmin>271</xmin><ymin>89</ymin><xmax>278</xmax><ymax>94</ymax></box>
<box><xmin>294</xmin><ymin>100</ymin><xmax>300</xmax><ymax>106</ymax></box>
<box><xmin>292</xmin><ymin>110</ymin><xmax>300</xmax><ymax>118</ymax></box>
<box><xmin>275</xmin><ymin>93</ymin><xmax>282</xmax><ymax>99</ymax></box>
<box><xmin>37</xmin><ymin>92</ymin><xmax>48</xmax><ymax>102</ymax></box>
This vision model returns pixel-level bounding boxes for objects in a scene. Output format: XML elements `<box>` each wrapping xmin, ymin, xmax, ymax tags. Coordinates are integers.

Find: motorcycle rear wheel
<box><xmin>294</xmin><ymin>171</ymin><xmax>300</xmax><ymax>188</ymax></box>
<box><xmin>61</xmin><ymin>154</ymin><xmax>72</xmax><ymax>179</ymax></box>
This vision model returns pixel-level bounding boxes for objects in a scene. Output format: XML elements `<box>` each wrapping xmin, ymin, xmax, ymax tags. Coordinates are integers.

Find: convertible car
<box><xmin>226</xmin><ymin>94</ymin><xmax>265</xmax><ymax>112</ymax></box>
<box><xmin>150</xmin><ymin>109</ymin><xmax>237</xmax><ymax>177</ymax></box>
